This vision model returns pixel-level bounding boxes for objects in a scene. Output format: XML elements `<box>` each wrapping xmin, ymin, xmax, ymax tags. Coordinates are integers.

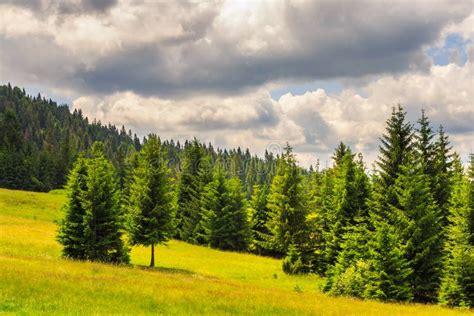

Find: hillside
<box><xmin>0</xmin><ymin>188</ymin><xmax>470</xmax><ymax>315</ymax></box>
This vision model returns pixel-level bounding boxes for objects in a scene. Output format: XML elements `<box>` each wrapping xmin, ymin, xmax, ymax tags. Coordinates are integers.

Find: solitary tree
<box><xmin>127</xmin><ymin>135</ymin><xmax>175</xmax><ymax>267</ymax></box>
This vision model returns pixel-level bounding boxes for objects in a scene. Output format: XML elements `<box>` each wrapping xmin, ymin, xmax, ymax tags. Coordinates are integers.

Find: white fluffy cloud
<box><xmin>1</xmin><ymin>1</ymin><xmax>473</xmax><ymax>166</ymax></box>
<box><xmin>73</xmin><ymin>55</ymin><xmax>474</xmax><ymax>166</ymax></box>
<box><xmin>1</xmin><ymin>0</ymin><xmax>472</xmax><ymax>96</ymax></box>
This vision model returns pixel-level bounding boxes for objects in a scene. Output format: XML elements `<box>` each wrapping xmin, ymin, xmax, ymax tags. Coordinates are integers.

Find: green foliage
<box><xmin>364</xmin><ymin>221</ymin><xmax>413</xmax><ymax>302</ymax></box>
<box><xmin>176</xmin><ymin>139</ymin><xmax>210</xmax><ymax>243</ymax></box>
<box><xmin>282</xmin><ymin>244</ymin><xmax>304</xmax><ymax>274</ymax></box>
<box><xmin>0</xmin><ymin>84</ymin><xmax>140</xmax><ymax>191</ymax></box>
<box><xmin>438</xmin><ymin>156</ymin><xmax>474</xmax><ymax>307</ymax></box>
<box><xmin>248</xmin><ymin>184</ymin><xmax>272</xmax><ymax>255</ymax></box>
<box><xmin>127</xmin><ymin>135</ymin><xmax>175</xmax><ymax>266</ymax></box>
<box><xmin>58</xmin><ymin>142</ymin><xmax>129</xmax><ymax>263</ymax></box>
<box><xmin>433</xmin><ymin>126</ymin><xmax>453</xmax><ymax>227</ymax></box>
<box><xmin>266</xmin><ymin>145</ymin><xmax>309</xmax><ymax>258</ymax></box>
<box><xmin>201</xmin><ymin>163</ymin><xmax>250</xmax><ymax>251</ymax></box>
<box><xmin>324</xmin><ymin>213</ymin><xmax>370</xmax><ymax>294</ymax></box>
<box><xmin>324</xmin><ymin>149</ymin><xmax>370</xmax><ymax>268</ymax></box>
<box><xmin>376</xmin><ymin>105</ymin><xmax>414</xmax><ymax>205</ymax></box>
<box><xmin>57</xmin><ymin>156</ymin><xmax>88</xmax><ymax>259</ymax></box>
<box><xmin>392</xmin><ymin>162</ymin><xmax>443</xmax><ymax>302</ymax></box>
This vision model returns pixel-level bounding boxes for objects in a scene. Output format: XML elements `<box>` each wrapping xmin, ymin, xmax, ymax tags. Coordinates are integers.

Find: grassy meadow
<box><xmin>0</xmin><ymin>188</ymin><xmax>472</xmax><ymax>315</ymax></box>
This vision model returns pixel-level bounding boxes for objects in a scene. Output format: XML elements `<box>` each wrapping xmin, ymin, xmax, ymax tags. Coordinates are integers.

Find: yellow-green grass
<box><xmin>0</xmin><ymin>188</ymin><xmax>471</xmax><ymax>315</ymax></box>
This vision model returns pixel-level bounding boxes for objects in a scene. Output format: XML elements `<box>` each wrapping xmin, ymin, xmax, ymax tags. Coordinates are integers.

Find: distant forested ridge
<box><xmin>0</xmin><ymin>83</ymin><xmax>277</xmax><ymax>192</ymax></box>
<box><xmin>2</xmin><ymin>84</ymin><xmax>473</xmax><ymax>307</ymax></box>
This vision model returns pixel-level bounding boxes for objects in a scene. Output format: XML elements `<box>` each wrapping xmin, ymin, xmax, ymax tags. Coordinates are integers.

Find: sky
<box><xmin>0</xmin><ymin>0</ymin><xmax>473</xmax><ymax>167</ymax></box>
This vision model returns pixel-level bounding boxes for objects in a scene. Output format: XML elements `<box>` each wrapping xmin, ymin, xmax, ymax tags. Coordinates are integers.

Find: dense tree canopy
<box><xmin>4</xmin><ymin>84</ymin><xmax>472</xmax><ymax>307</ymax></box>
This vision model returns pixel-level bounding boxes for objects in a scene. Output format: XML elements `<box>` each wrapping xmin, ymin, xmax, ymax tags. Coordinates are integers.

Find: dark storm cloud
<box><xmin>4</xmin><ymin>0</ymin><xmax>118</xmax><ymax>15</ymax></box>
<box><xmin>0</xmin><ymin>1</ymin><xmax>471</xmax><ymax>97</ymax></box>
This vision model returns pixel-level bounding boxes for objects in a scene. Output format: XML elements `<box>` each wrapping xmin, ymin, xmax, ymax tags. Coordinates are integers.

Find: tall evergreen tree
<box><xmin>176</xmin><ymin>139</ymin><xmax>208</xmax><ymax>243</ymax></box>
<box><xmin>376</xmin><ymin>105</ymin><xmax>414</xmax><ymax>194</ymax></box>
<box><xmin>57</xmin><ymin>156</ymin><xmax>88</xmax><ymax>260</ymax></box>
<box><xmin>324</xmin><ymin>149</ymin><xmax>370</xmax><ymax>268</ymax></box>
<box><xmin>82</xmin><ymin>142</ymin><xmax>129</xmax><ymax>263</ymax></box>
<box><xmin>433</xmin><ymin>125</ymin><xmax>453</xmax><ymax>226</ymax></box>
<box><xmin>415</xmin><ymin>110</ymin><xmax>436</xmax><ymax>178</ymax></box>
<box><xmin>324</xmin><ymin>211</ymin><xmax>371</xmax><ymax>296</ymax></box>
<box><xmin>364</xmin><ymin>221</ymin><xmax>413</xmax><ymax>302</ymax></box>
<box><xmin>201</xmin><ymin>163</ymin><xmax>250</xmax><ymax>251</ymax></box>
<box><xmin>248</xmin><ymin>184</ymin><xmax>272</xmax><ymax>255</ymax></box>
<box><xmin>438</xmin><ymin>155</ymin><xmax>474</xmax><ymax>307</ymax></box>
<box><xmin>127</xmin><ymin>135</ymin><xmax>175</xmax><ymax>267</ymax></box>
<box><xmin>266</xmin><ymin>145</ymin><xmax>310</xmax><ymax>272</ymax></box>
<box><xmin>392</xmin><ymin>161</ymin><xmax>443</xmax><ymax>302</ymax></box>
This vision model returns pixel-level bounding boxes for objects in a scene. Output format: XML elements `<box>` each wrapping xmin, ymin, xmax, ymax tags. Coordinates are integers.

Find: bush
<box><xmin>282</xmin><ymin>244</ymin><xmax>305</xmax><ymax>274</ymax></box>
<box><xmin>327</xmin><ymin>260</ymin><xmax>371</xmax><ymax>298</ymax></box>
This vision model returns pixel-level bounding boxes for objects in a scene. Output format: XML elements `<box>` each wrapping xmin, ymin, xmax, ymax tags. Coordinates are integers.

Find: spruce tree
<box><xmin>364</xmin><ymin>221</ymin><xmax>413</xmax><ymax>302</ymax></box>
<box><xmin>82</xmin><ymin>142</ymin><xmax>129</xmax><ymax>263</ymax></box>
<box><xmin>127</xmin><ymin>135</ymin><xmax>175</xmax><ymax>267</ymax></box>
<box><xmin>415</xmin><ymin>110</ymin><xmax>436</xmax><ymax>179</ymax></box>
<box><xmin>324</xmin><ymin>212</ymin><xmax>371</xmax><ymax>296</ymax></box>
<box><xmin>324</xmin><ymin>149</ymin><xmax>370</xmax><ymax>268</ymax></box>
<box><xmin>438</xmin><ymin>155</ymin><xmax>474</xmax><ymax>307</ymax></box>
<box><xmin>201</xmin><ymin>163</ymin><xmax>250</xmax><ymax>251</ymax></box>
<box><xmin>433</xmin><ymin>125</ymin><xmax>453</xmax><ymax>226</ymax></box>
<box><xmin>266</xmin><ymin>145</ymin><xmax>309</xmax><ymax>272</ymax></box>
<box><xmin>309</xmin><ymin>167</ymin><xmax>335</xmax><ymax>274</ymax></box>
<box><xmin>200</xmin><ymin>163</ymin><xmax>228</xmax><ymax>246</ymax></box>
<box><xmin>57</xmin><ymin>156</ymin><xmax>88</xmax><ymax>260</ymax></box>
<box><xmin>222</xmin><ymin>177</ymin><xmax>250</xmax><ymax>251</ymax></box>
<box><xmin>248</xmin><ymin>184</ymin><xmax>271</xmax><ymax>255</ymax></box>
<box><xmin>392</xmin><ymin>161</ymin><xmax>443</xmax><ymax>302</ymax></box>
<box><xmin>176</xmin><ymin>139</ymin><xmax>208</xmax><ymax>243</ymax></box>
<box><xmin>376</xmin><ymin>105</ymin><xmax>414</xmax><ymax>210</ymax></box>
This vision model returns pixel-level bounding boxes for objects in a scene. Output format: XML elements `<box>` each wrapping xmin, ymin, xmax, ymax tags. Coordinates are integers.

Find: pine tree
<box><xmin>82</xmin><ymin>142</ymin><xmax>129</xmax><ymax>263</ymax></box>
<box><xmin>438</xmin><ymin>155</ymin><xmax>474</xmax><ymax>307</ymax></box>
<box><xmin>364</xmin><ymin>221</ymin><xmax>413</xmax><ymax>302</ymax></box>
<box><xmin>127</xmin><ymin>135</ymin><xmax>175</xmax><ymax>267</ymax></box>
<box><xmin>201</xmin><ymin>163</ymin><xmax>250</xmax><ymax>251</ymax></box>
<box><xmin>200</xmin><ymin>163</ymin><xmax>228</xmax><ymax>245</ymax></box>
<box><xmin>324</xmin><ymin>149</ymin><xmax>370</xmax><ymax>268</ymax></box>
<box><xmin>222</xmin><ymin>177</ymin><xmax>250</xmax><ymax>251</ymax></box>
<box><xmin>332</xmin><ymin>142</ymin><xmax>353</xmax><ymax>166</ymax></box>
<box><xmin>176</xmin><ymin>139</ymin><xmax>207</xmax><ymax>243</ymax></box>
<box><xmin>376</xmin><ymin>105</ymin><xmax>414</xmax><ymax>208</ymax></box>
<box><xmin>433</xmin><ymin>125</ymin><xmax>453</xmax><ymax>226</ymax></box>
<box><xmin>415</xmin><ymin>110</ymin><xmax>436</xmax><ymax>178</ymax></box>
<box><xmin>324</xmin><ymin>212</ymin><xmax>371</xmax><ymax>296</ymax></box>
<box><xmin>308</xmin><ymin>166</ymin><xmax>335</xmax><ymax>274</ymax></box>
<box><xmin>392</xmin><ymin>161</ymin><xmax>443</xmax><ymax>302</ymax></box>
<box><xmin>266</xmin><ymin>145</ymin><xmax>310</xmax><ymax>272</ymax></box>
<box><xmin>248</xmin><ymin>184</ymin><xmax>272</xmax><ymax>255</ymax></box>
<box><xmin>57</xmin><ymin>156</ymin><xmax>89</xmax><ymax>260</ymax></box>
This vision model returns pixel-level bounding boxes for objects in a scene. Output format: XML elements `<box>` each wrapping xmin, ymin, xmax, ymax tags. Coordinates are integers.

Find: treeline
<box><xmin>2</xmin><ymin>84</ymin><xmax>472</xmax><ymax>307</ymax></box>
<box><xmin>0</xmin><ymin>83</ymin><xmax>278</xmax><ymax>193</ymax></box>
<box><xmin>58</xmin><ymin>105</ymin><xmax>473</xmax><ymax>308</ymax></box>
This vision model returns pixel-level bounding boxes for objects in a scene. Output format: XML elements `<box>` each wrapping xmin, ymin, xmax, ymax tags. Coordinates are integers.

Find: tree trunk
<box><xmin>150</xmin><ymin>244</ymin><xmax>155</xmax><ymax>267</ymax></box>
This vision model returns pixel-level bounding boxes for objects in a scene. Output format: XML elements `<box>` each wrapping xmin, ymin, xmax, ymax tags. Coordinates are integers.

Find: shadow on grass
<box><xmin>136</xmin><ymin>265</ymin><xmax>195</xmax><ymax>276</ymax></box>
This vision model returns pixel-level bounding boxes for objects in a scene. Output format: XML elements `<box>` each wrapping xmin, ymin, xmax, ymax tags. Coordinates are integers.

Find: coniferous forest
<box><xmin>1</xmin><ymin>84</ymin><xmax>473</xmax><ymax>307</ymax></box>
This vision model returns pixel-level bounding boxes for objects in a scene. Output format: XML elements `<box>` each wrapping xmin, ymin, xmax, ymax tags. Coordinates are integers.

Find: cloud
<box><xmin>1</xmin><ymin>1</ymin><xmax>473</xmax><ymax>167</ymax></box>
<box><xmin>3</xmin><ymin>0</ymin><xmax>118</xmax><ymax>15</ymax></box>
<box><xmin>1</xmin><ymin>1</ymin><xmax>471</xmax><ymax>97</ymax></box>
<box><xmin>72</xmin><ymin>56</ymin><xmax>474</xmax><ymax>166</ymax></box>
